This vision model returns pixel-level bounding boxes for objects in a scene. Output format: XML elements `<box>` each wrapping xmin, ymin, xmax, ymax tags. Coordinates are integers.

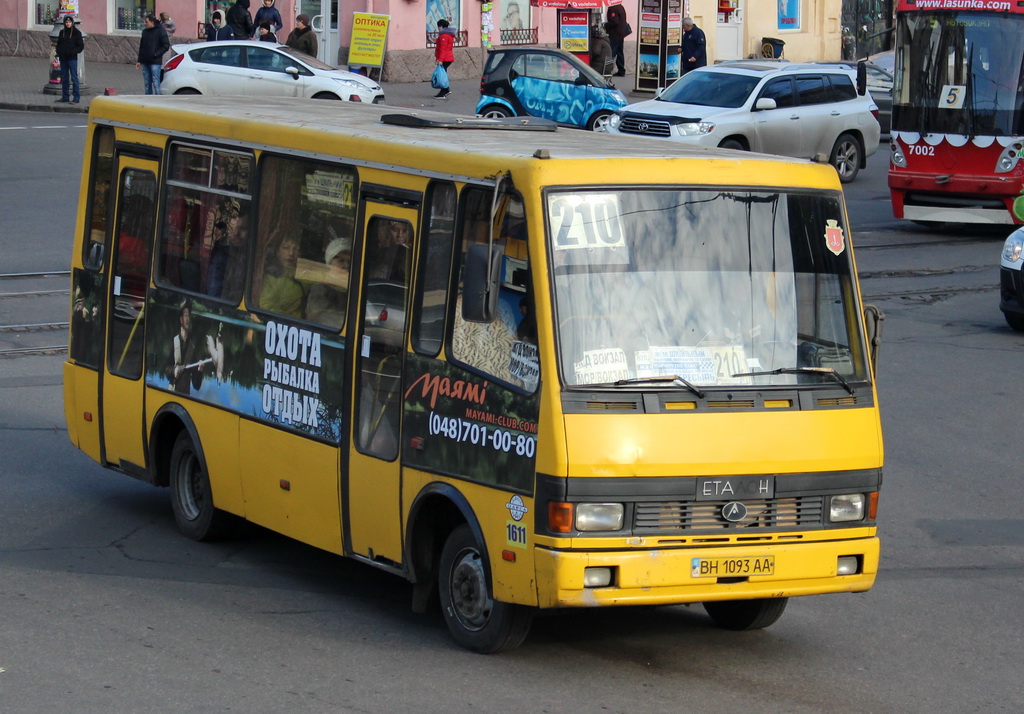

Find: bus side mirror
<box><xmin>863</xmin><ymin>303</ymin><xmax>884</xmax><ymax>370</ymax></box>
<box><xmin>462</xmin><ymin>243</ymin><xmax>503</xmax><ymax>322</ymax></box>
<box><xmin>856</xmin><ymin>61</ymin><xmax>867</xmax><ymax>96</ymax></box>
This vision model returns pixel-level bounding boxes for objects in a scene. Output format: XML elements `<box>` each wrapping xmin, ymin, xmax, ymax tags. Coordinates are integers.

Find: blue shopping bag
<box><xmin>431</xmin><ymin>65</ymin><xmax>449</xmax><ymax>90</ymax></box>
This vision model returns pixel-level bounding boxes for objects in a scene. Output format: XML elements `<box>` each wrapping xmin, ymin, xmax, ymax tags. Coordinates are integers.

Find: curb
<box><xmin>0</xmin><ymin>101</ymin><xmax>90</xmax><ymax>113</ymax></box>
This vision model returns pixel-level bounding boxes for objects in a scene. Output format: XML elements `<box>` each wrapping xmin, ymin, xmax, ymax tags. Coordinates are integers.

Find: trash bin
<box><xmin>761</xmin><ymin>37</ymin><xmax>785</xmax><ymax>59</ymax></box>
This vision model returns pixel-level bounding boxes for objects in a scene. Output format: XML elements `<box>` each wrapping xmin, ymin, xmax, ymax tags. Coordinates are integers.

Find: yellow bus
<box><xmin>64</xmin><ymin>96</ymin><xmax>884</xmax><ymax>653</ymax></box>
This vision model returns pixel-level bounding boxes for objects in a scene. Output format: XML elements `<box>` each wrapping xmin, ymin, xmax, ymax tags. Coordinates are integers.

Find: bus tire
<box><xmin>438</xmin><ymin>524</ymin><xmax>533</xmax><ymax>653</ymax></box>
<box><xmin>169</xmin><ymin>431</ymin><xmax>230</xmax><ymax>542</ymax></box>
<box><xmin>703</xmin><ymin>597</ymin><xmax>788</xmax><ymax>631</ymax></box>
<box><xmin>829</xmin><ymin>133</ymin><xmax>862</xmax><ymax>183</ymax></box>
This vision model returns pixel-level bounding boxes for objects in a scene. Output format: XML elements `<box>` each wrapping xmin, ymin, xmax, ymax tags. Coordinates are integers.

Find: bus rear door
<box><xmin>100</xmin><ymin>151</ymin><xmax>160</xmax><ymax>473</ymax></box>
<box><xmin>346</xmin><ymin>193</ymin><xmax>418</xmax><ymax>565</ymax></box>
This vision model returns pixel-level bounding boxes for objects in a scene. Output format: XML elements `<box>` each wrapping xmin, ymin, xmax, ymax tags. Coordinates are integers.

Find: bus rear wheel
<box><xmin>703</xmin><ymin>597</ymin><xmax>788</xmax><ymax>631</ymax></box>
<box><xmin>169</xmin><ymin>431</ymin><xmax>230</xmax><ymax>541</ymax></box>
<box><xmin>438</xmin><ymin>524</ymin><xmax>533</xmax><ymax>653</ymax></box>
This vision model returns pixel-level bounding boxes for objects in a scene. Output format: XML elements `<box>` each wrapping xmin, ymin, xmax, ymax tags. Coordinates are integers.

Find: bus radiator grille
<box><xmin>633</xmin><ymin>496</ymin><xmax>824</xmax><ymax>532</ymax></box>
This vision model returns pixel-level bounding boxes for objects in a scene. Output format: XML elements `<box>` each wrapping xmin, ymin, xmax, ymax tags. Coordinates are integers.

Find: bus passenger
<box><xmin>259</xmin><ymin>233</ymin><xmax>305</xmax><ymax>317</ymax></box>
<box><xmin>306</xmin><ymin>237</ymin><xmax>351</xmax><ymax>328</ymax></box>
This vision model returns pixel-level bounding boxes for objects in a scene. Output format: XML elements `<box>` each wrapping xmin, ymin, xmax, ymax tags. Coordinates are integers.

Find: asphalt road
<box><xmin>1</xmin><ymin>109</ymin><xmax>1022</xmax><ymax>712</ymax></box>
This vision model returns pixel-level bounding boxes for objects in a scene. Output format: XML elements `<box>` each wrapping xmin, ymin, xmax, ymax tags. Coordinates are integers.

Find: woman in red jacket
<box><xmin>433</xmin><ymin>19</ymin><xmax>456</xmax><ymax>99</ymax></box>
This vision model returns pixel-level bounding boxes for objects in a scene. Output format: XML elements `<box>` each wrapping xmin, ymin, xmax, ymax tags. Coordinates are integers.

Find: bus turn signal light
<box><xmin>549</xmin><ymin>502</ymin><xmax>573</xmax><ymax>533</ymax></box>
<box><xmin>868</xmin><ymin>491</ymin><xmax>879</xmax><ymax>521</ymax></box>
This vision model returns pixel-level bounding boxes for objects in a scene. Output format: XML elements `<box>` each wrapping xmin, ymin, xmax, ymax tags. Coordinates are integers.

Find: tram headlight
<box><xmin>1002</xmin><ymin>231</ymin><xmax>1024</xmax><ymax>264</ymax></box>
<box><xmin>995</xmin><ymin>143</ymin><xmax>1023</xmax><ymax>174</ymax></box>
<box><xmin>575</xmin><ymin>503</ymin><xmax>624</xmax><ymax>531</ymax></box>
<box><xmin>829</xmin><ymin>494</ymin><xmax>865</xmax><ymax>523</ymax></box>
<box><xmin>890</xmin><ymin>140</ymin><xmax>906</xmax><ymax>167</ymax></box>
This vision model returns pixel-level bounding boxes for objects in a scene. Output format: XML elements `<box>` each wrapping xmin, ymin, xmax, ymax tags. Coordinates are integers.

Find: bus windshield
<box><xmin>548</xmin><ymin>189</ymin><xmax>869</xmax><ymax>390</ymax></box>
<box><xmin>893</xmin><ymin>11</ymin><xmax>1024</xmax><ymax>136</ymax></box>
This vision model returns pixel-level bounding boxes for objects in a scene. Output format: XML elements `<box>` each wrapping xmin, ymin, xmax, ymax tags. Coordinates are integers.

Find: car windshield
<box><xmin>547</xmin><ymin>189</ymin><xmax>870</xmax><ymax>390</ymax></box>
<box><xmin>278</xmin><ymin>46</ymin><xmax>335</xmax><ymax>71</ymax></box>
<box><xmin>657</xmin><ymin>71</ymin><xmax>760</xmax><ymax>108</ymax></box>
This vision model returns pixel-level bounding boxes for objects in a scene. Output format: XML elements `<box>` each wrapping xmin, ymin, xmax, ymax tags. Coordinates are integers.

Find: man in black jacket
<box><xmin>227</xmin><ymin>0</ymin><xmax>254</xmax><ymax>40</ymax></box>
<box><xmin>681</xmin><ymin>18</ymin><xmax>707</xmax><ymax>74</ymax></box>
<box><xmin>135</xmin><ymin>13</ymin><xmax>170</xmax><ymax>95</ymax></box>
<box><xmin>55</xmin><ymin>16</ymin><xmax>84</xmax><ymax>104</ymax></box>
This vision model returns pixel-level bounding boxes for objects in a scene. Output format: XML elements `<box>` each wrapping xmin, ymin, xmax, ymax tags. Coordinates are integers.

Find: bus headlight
<box><xmin>1003</xmin><ymin>231</ymin><xmax>1024</xmax><ymax>264</ymax></box>
<box><xmin>575</xmin><ymin>503</ymin><xmax>624</xmax><ymax>531</ymax></box>
<box><xmin>995</xmin><ymin>143</ymin><xmax>1023</xmax><ymax>174</ymax></box>
<box><xmin>829</xmin><ymin>494</ymin><xmax>865</xmax><ymax>523</ymax></box>
<box><xmin>675</xmin><ymin>121</ymin><xmax>714</xmax><ymax>137</ymax></box>
<box><xmin>890</xmin><ymin>141</ymin><xmax>906</xmax><ymax>167</ymax></box>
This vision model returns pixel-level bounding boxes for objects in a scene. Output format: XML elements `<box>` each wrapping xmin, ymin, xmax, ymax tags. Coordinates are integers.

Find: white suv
<box><xmin>606</xmin><ymin>62</ymin><xmax>880</xmax><ymax>182</ymax></box>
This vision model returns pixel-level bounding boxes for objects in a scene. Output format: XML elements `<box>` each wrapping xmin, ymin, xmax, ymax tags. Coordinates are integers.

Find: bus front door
<box><xmin>346</xmin><ymin>204</ymin><xmax>417</xmax><ymax>564</ymax></box>
<box><xmin>100</xmin><ymin>155</ymin><xmax>159</xmax><ymax>473</ymax></box>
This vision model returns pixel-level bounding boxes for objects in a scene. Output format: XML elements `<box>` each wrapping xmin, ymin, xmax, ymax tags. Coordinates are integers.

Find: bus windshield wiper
<box><xmin>613</xmin><ymin>375</ymin><xmax>706</xmax><ymax>399</ymax></box>
<box><xmin>731</xmin><ymin>367</ymin><xmax>855</xmax><ymax>395</ymax></box>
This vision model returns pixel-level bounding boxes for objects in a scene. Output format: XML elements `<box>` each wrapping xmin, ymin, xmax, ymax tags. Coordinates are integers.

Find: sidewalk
<box><xmin>0</xmin><ymin>55</ymin><xmax>636</xmax><ymax>118</ymax></box>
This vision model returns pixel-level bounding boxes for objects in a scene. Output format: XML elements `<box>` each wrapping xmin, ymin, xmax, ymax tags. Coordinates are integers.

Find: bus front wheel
<box><xmin>703</xmin><ymin>597</ymin><xmax>788</xmax><ymax>631</ymax></box>
<box><xmin>438</xmin><ymin>524</ymin><xmax>533</xmax><ymax>653</ymax></box>
<box><xmin>169</xmin><ymin>431</ymin><xmax>230</xmax><ymax>541</ymax></box>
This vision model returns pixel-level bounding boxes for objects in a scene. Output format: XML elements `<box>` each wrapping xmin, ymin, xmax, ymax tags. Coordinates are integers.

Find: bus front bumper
<box><xmin>534</xmin><ymin>537</ymin><xmax>879</xmax><ymax>608</ymax></box>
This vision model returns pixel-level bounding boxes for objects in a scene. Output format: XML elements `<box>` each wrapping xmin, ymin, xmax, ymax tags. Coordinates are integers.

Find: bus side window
<box><xmin>450</xmin><ymin>189</ymin><xmax>537</xmax><ymax>391</ymax></box>
<box><xmin>250</xmin><ymin>154</ymin><xmax>358</xmax><ymax>325</ymax></box>
<box><xmin>412</xmin><ymin>181</ymin><xmax>457</xmax><ymax>356</ymax></box>
<box><xmin>157</xmin><ymin>144</ymin><xmax>253</xmax><ymax>304</ymax></box>
<box><xmin>83</xmin><ymin>126</ymin><xmax>115</xmax><ymax>271</ymax></box>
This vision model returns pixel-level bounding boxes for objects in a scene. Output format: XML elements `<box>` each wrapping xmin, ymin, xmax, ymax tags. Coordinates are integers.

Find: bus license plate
<box><xmin>691</xmin><ymin>555</ymin><xmax>774</xmax><ymax>578</ymax></box>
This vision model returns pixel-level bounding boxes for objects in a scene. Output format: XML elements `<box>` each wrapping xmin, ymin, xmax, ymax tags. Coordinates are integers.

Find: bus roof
<box><xmin>87</xmin><ymin>95</ymin><xmax>841</xmax><ymax>190</ymax></box>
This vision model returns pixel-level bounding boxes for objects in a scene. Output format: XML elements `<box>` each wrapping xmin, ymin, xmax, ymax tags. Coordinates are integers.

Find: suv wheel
<box><xmin>830</xmin><ymin>133</ymin><xmax>862</xmax><ymax>183</ymax></box>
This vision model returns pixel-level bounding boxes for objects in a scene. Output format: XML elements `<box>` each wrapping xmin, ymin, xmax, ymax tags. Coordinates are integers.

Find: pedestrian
<box><xmin>54</xmin><ymin>15</ymin><xmax>84</xmax><ymax>105</ymax></box>
<box><xmin>257</xmin><ymin>20</ymin><xmax>278</xmax><ymax>42</ymax></box>
<box><xmin>589</xmin><ymin>25</ymin><xmax>614</xmax><ymax>77</ymax></box>
<box><xmin>159</xmin><ymin>12</ymin><xmax>176</xmax><ymax>36</ymax></box>
<box><xmin>433</xmin><ymin>18</ymin><xmax>456</xmax><ymax>99</ymax></box>
<box><xmin>136</xmin><ymin>13</ymin><xmax>170</xmax><ymax>95</ymax></box>
<box><xmin>681</xmin><ymin>17</ymin><xmax>707</xmax><ymax>74</ymax></box>
<box><xmin>286</xmin><ymin>14</ymin><xmax>318</xmax><ymax>58</ymax></box>
<box><xmin>605</xmin><ymin>4</ymin><xmax>629</xmax><ymax>76</ymax></box>
<box><xmin>206</xmin><ymin>10</ymin><xmax>233</xmax><ymax>41</ymax></box>
<box><xmin>226</xmin><ymin>0</ymin><xmax>254</xmax><ymax>40</ymax></box>
<box><xmin>251</xmin><ymin>0</ymin><xmax>283</xmax><ymax>38</ymax></box>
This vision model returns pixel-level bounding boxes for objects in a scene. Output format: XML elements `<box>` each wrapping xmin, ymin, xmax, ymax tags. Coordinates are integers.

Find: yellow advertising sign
<box><xmin>349</xmin><ymin>13</ymin><xmax>390</xmax><ymax>68</ymax></box>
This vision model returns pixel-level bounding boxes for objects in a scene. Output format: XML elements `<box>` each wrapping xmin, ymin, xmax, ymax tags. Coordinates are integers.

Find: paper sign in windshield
<box><xmin>574</xmin><ymin>348</ymin><xmax>631</xmax><ymax>385</ymax></box>
<box><xmin>635</xmin><ymin>346</ymin><xmax>716</xmax><ymax>383</ymax></box>
<box><xmin>549</xmin><ymin>194</ymin><xmax>626</xmax><ymax>251</ymax></box>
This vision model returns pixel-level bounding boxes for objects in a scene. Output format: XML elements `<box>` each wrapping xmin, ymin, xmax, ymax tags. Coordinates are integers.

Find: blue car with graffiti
<box><xmin>476</xmin><ymin>47</ymin><xmax>627</xmax><ymax>131</ymax></box>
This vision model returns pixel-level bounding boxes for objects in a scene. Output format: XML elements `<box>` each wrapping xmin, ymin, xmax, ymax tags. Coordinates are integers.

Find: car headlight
<box><xmin>675</xmin><ymin>121</ymin><xmax>714</xmax><ymax>137</ymax></box>
<box><xmin>608</xmin><ymin>113</ymin><xmax>621</xmax><ymax>130</ymax></box>
<box><xmin>890</xmin><ymin>140</ymin><xmax>906</xmax><ymax>167</ymax></box>
<box><xmin>829</xmin><ymin>494</ymin><xmax>865</xmax><ymax>523</ymax></box>
<box><xmin>1002</xmin><ymin>231</ymin><xmax>1024</xmax><ymax>263</ymax></box>
<box><xmin>332</xmin><ymin>78</ymin><xmax>364</xmax><ymax>90</ymax></box>
<box><xmin>995</xmin><ymin>142</ymin><xmax>1023</xmax><ymax>174</ymax></box>
<box><xmin>575</xmin><ymin>503</ymin><xmax>624</xmax><ymax>531</ymax></box>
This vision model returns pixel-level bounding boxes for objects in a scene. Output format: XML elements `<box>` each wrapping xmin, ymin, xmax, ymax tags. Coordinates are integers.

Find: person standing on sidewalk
<box><xmin>251</xmin><ymin>0</ymin><xmax>283</xmax><ymax>38</ymax></box>
<box><xmin>681</xmin><ymin>18</ymin><xmax>707</xmax><ymax>74</ymax></box>
<box><xmin>605</xmin><ymin>4</ymin><xmax>628</xmax><ymax>77</ymax></box>
<box><xmin>286</xmin><ymin>15</ymin><xmax>318</xmax><ymax>58</ymax></box>
<box><xmin>227</xmin><ymin>0</ymin><xmax>254</xmax><ymax>40</ymax></box>
<box><xmin>135</xmin><ymin>14</ymin><xmax>170</xmax><ymax>95</ymax></box>
<box><xmin>433</xmin><ymin>19</ymin><xmax>456</xmax><ymax>99</ymax></box>
<box><xmin>55</xmin><ymin>15</ymin><xmax>84</xmax><ymax>104</ymax></box>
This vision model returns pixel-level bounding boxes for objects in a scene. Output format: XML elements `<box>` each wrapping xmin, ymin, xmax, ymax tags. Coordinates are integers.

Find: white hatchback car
<box><xmin>161</xmin><ymin>41</ymin><xmax>385</xmax><ymax>104</ymax></box>
<box><xmin>606</xmin><ymin>63</ymin><xmax>880</xmax><ymax>182</ymax></box>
